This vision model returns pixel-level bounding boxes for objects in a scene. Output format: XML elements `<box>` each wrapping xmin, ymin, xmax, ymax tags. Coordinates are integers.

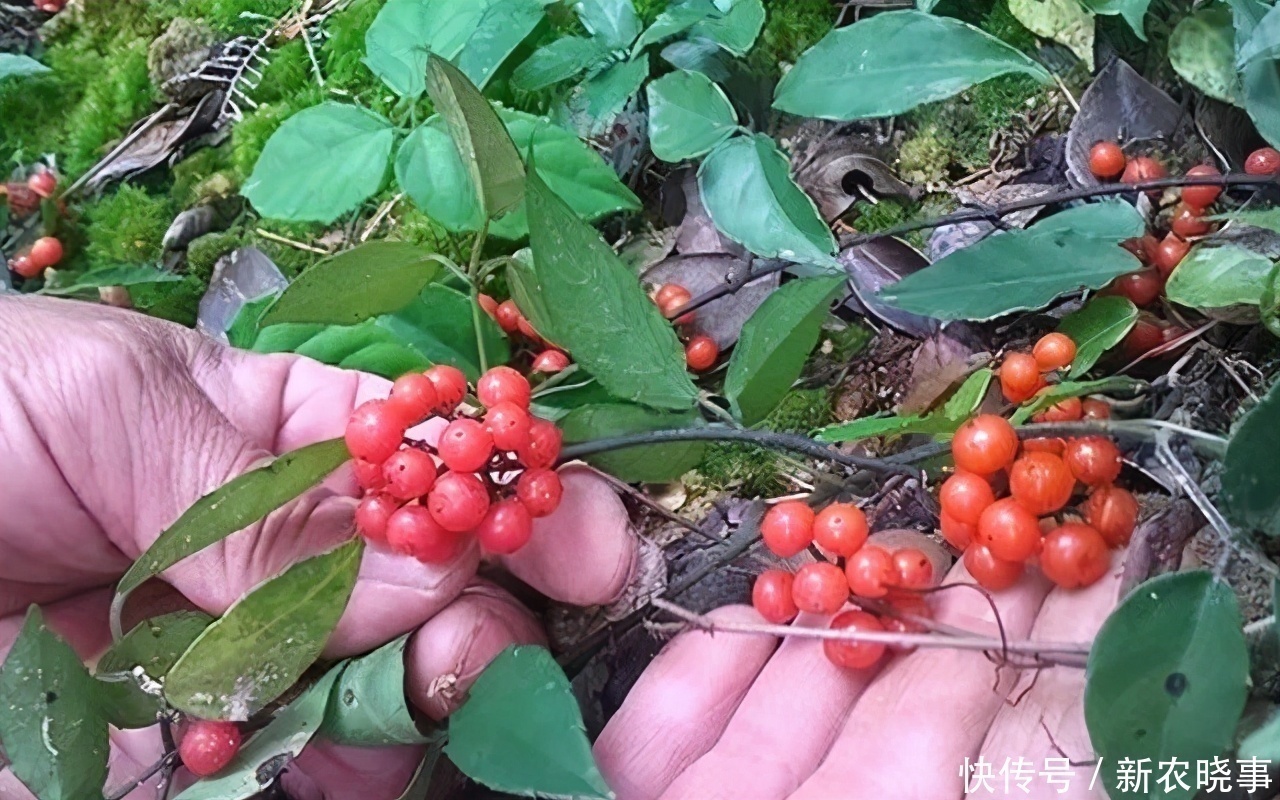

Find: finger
<box><xmin>404</xmin><ymin>580</ymin><xmax>545</xmax><ymax>721</ymax></box>
<box><xmin>788</xmin><ymin>562</ymin><xmax>1054</xmax><ymax>800</ymax></box>
<box><xmin>658</xmin><ymin>609</ymin><xmax>885</xmax><ymax>800</ymax></box>
<box><xmin>0</xmin><ymin>587</ymin><xmax>115</xmax><ymax>663</ymax></box>
<box><xmin>501</xmin><ymin>466</ymin><xmax>638</xmax><ymax>606</ymax></box>
<box><xmin>281</xmin><ymin>742</ymin><xmax>426</xmax><ymax>800</ymax></box>
<box><xmin>593</xmin><ymin>605</ymin><xmax>779</xmax><ymax>800</ymax></box>
<box><xmin>968</xmin><ymin>558</ymin><xmax>1122</xmax><ymax>800</ymax></box>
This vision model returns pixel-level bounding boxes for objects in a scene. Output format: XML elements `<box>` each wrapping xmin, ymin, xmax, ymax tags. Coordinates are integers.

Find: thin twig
<box><xmin>104</xmin><ymin>752</ymin><xmax>177</xmax><ymax>800</ymax></box>
<box><xmin>62</xmin><ymin>104</ymin><xmax>178</xmax><ymax>199</ymax></box>
<box><xmin>360</xmin><ymin>192</ymin><xmax>403</xmax><ymax>241</ymax></box>
<box><xmin>582</xmin><ymin>465</ymin><xmax>716</xmax><ymax>542</ymax></box>
<box><xmin>254</xmin><ymin>227</ymin><xmax>331</xmax><ymax>254</ymax></box>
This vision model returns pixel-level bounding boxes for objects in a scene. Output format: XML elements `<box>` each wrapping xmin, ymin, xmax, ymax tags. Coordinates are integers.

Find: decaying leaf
<box><xmin>927</xmin><ymin>178</ymin><xmax>1058</xmax><ymax>261</ymax></box>
<box><xmin>838</xmin><ymin>238</ymin><xmax>939</xmax><ymax>337</ymax></box>
<box><xmin>642</xmin><ymin>253</ymin><xmax>779</xmax><ymax>349</ymax></box>
<box><xmin>794</xmin><ymin>145</ymin><xmax>916</xmax><ymax>222</ymax></box>
<box><xmin>897</xmin><ymin>329</ymin><xmax>988</xmax><ymax>415</ymax></box>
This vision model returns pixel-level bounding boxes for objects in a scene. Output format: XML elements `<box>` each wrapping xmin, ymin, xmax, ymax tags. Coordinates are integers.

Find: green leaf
<box><xmin>816</xmin><ymin>368</ymin><xmax>991</xmax><ymax>442</ymax></box>
<box><xmin>646</xmin><ymin>70</ymin><xmax>738</xmax><ymax>162</ymax></box>
<box><xmin>1165</xmin><ymin>244</ymin><xmax>1275</xmax><ymax>312</ymax></box>
<box><xmin>40</xmin><ymin>266</ymin><xmax>181</xmax><ymax>296</ymax></box>
<box><xmin>918</xmin><ymin>0</ymin><xmax>941</xmax><ymax>10</ymax></box>
<box><xmin>426</xmin><ymin>55</ymin><xmax>525</xmax><ymax>220</ymax></box>
<box><xmin>251</xmin><ymin>322</ymin><xmax>430</xmax><ymax>379</ymax></box>
<box><xmin>1236</xmin><ymin>0</ymin><xmax>1280</xmax><ymax>66</ymax></box>
<box><xmin>560</xmin><ymin>404</ymin><xmax>705</xmax><ymax>482</ymax></box>
<box><xmin>773</xmin><ymin>10</ymin><xmax>1050</xmax><ymax>120</ymax></box>
<box><xmin>940</xmin><ymin>368</ymin><xmax>994</xmax><ymax>421</ymax></box>
<box><xmin>259</xmin><ymin>242</ymin><xmax>442</xmax><ymax>327</ymax></box>
<box><xmin>173</xmin><ymin>665</ymin><xmax>342</xmax><ymax>800</ymax></box>
<box><xmin>1169</xmin><ymin>6</ymin><xmax>1242</xmax><ymax>105</ymax></box>
<box><xmin>1261</xmin><ymin>263</ymin><xmax>1280</xmax><ymax>338</ymax></box>
<box><xmin>1080</xmin><ymin>0</ymin><xmax>1150</xmax><ymax>40</ymax></box>
<box><xmin>395</xmin><ymin>111</ymin><xmax>640</xmax><ymax>239</ymax></box>
<box><xmin>243</xmin><ymin>103</ymin><xmax>394</xmax><ymax>223</ymax></box>
<box><xmin>320</xmin><ymin>636</ymin><xmax>435</xmax><ymax>745</ymax></box>
<box><xmin>164</xmin><ymin>539</ymin><xmax>362</xmax><ymax>720</ymax></box>
<box><xmin>724</xmin><ymin>276</ymin><xmax>845</xmax><ymax>426</ymax></box>
<box><xmin>1232</xmin><ymin>0</ymin><xmax>1280</xmax><ymax>147</ymax></box>
<box><xmin>112</xmin><ymin>439</ymin><xmax>350</xmax><ymax>629</ymax></box>
<box><xmin>878</xmin><ymin>202</ymin><xmax>1145</xmax><ymax>321</ymax></box>
<box><xmin>561</xmin><ymin>57</ymin><xmax>649</xmax><ymax>136</ymax></box>
<box><xmin>513</xmin><ymin>37</ymin><xmax>610</xmax><ymax>91</ymax></box>
<box><xmin>96</xmin><ymin>611</ymin><xmax>214</xmax><ymax>730</ymax></box>
<box><xmin>454</xmin><ymin>0</ymin><xmax>547</xmax><ymax>89</ymax></box>
<box><xmin>1085</xmin><ymin>571</ymin><xmax>1247</xmax><ymax>800</ymax></box>
<box><xmin>1209</xmin><ymin>208</ymin><xmax>1280</xmax><ymax>232</ymax></box>
<box><xmin>689</xmin><ymin>0</ymin><xmax>765</xmax><ymax>56</ymax></box>
<box><xmin>378</xmin><ymin>283</ymin><xmax>511</xmax><ymax>381</ymax></box>
<box><xmin>0</xmin><ymin>608</ymin><xmax>109</xmax><ymax>800</ymax></box>
<box><xmin>446</xmin><ymin>645</ymin><xmax>612</xmax><ymax>799</ymax></box>
<box><xmin>1009</xmin><ymin>376</ymin><xmax>1145</xmax><ymax>424</ymax></box>
<box><xmin>1223</xmin><ymin>378</ymin><xmax>1280</xmax><ymax>536</ymax></box>
<box><xmin>576</xmin><ymin>0</ymin><xmax>641</xmax><ymax>47</ymax></box>
<box><xmin>526</xmin><ymin>168</ymin><xmax>698</xmax><ymax>410</ymax></box>
<box><xmin>0</xmin><ymin>53</ymin><xmax>50</xmax><ymax>81</ymax></box>
<box><xmin>1008</xmin><ymin>0</ymin><xmax>1095</xmax><ymax>70</ymax></box>
<box><xmin>633</xmin><ymin>0</ymin><xmax>721</xmax><ymax>51</ymax></box>
<box><xmin>1057</xmin><ymin>295</ymin><xmax>1138</xmax><ymax>378</ymax></box>
<box><xmin>698</xmin><ymin>134</ymin><xmax>836</xmax><ymax>267</ymax></box>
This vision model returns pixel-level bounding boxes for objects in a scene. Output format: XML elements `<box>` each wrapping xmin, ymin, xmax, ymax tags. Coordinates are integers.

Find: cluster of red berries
<box><xmin>941</xmin><ymin>413</ymin><xmax>1134</xmax><ymax>592</ymax></box>
<box><xmin>4</xmin><ymin>169</ymin><xmax>63</xmax><ymax>279</ymax></box>
<box><xmin>751</xmin><ymin>500</ymin><xmax>938</xmax><ymax>671</ymax></box>
<box><xmin>649</xmin><ymin>282</ymin><xmax>718</xmax><ymax>372</ymax></box>
<box><xmin>346</xmin><ymin>364</ymin><xmax>564</xmax><ymax>561</ymax></box>
<box><xmin>478</xmin><ymin>293</ymin><xmax>571</xmax><ymax>375</ymax></box>
<box><xmin>178</xmin><ymin>719</ymin><xmax>242</xmax><ymax>778</ymax></box>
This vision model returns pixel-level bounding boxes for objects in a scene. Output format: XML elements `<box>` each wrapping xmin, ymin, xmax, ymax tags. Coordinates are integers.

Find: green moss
<box><xmin>905</xmin><ymin>73</ymin><xmax>1043</xmax><ymax>171</ymax></box>
<box><xmin>83</xmin><ymin>185</ymin><xmax>174</xmax><ymax>267</ymax></box>
<box><xmin>132</xmin><ymin>275</ymin><xmax>207</xmax><ymax>326</ymax></box>
<box><xmin>173</xmin><ymin>0</ymin><xmax>295</xmax><ymax>36</ymax></box>
<box><xmin>897</xmin><ymin>126</ymin><xmax>951</xmax><ymax>185</ymax></box>
<box><xmin>827</xmin><ymin>322</ymin><xmax>873</xmax><ymax>364</ymax></box>
<box><xmin>696</xmin><ymin>388</ymin><xmax>834</xmax><ymax>496</ymax></box>
<box><xmin>170</xmin><ymin>142</ymin><xmax>237</xmax><ymax>207</ymax></box>
<box><xmin>186</xmin><ymin>230</ymin><xmax>246</xmax><ymax>280</ymax></box>
<box><xmin>751</xmin><ymin>0</ymin><xmax>834</xmax><ymax>74</ymax></box>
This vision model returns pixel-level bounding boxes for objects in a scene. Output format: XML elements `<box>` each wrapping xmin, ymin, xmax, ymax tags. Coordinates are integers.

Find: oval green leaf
<box><xmin>725</xmin><ymin>275</ymin><xmax>846</xmax><ymax>426</ymax></box>
<box><xmin>395</xmin><ymin>121</ymin><xmax>485</xmax><ymax>231</ymax></box>
<box><xmin>1261</xmin><ymin>263</ymin><xmax>1280</xmax><ymax>338</ymax></box>
<box><xmin>1223</xmin><ymin>378</ymin><xmax>1280</xmax><ymax>536</ymax></box>
<box><xmin>576</xmin><ymin>0</ymin><xmax>641</xmax><ymax>48</ymax></box>
<box><xmin>1169</xmin><ymin>6</ymin><xmax>1243</xmax><ymax>105</ymax></box>
<box><xmin>99</xmin><ymin>611</ymin><xmax>214</xmax><ymax>678</ymax></box>
<box><xmin>259</xmin><ymin>242</ymin><xmax>443</xmax><ymax>328</ymax></box>
<box><xmin>646</xmin><ymin>70</ymin><xmax>738</xmax><ymax>162</ymax></box>
<box><xmin>445</xmin><ymin>645</ymin><xmax>612</xmax><ymax>799</ymax></box>
<box><xmin>773</xmin><ymin>10</ymin><xmax>1050</xmax><ymax>120</ymax></box>
<box><xmin>41</xmin><ymin>265</ymin><xmax>182</xmax><ymax>296</ymax></box>
<box><xmin>1081</xmin><ymin>0</ymin><xmax>1151</xmax><ymax>39</ymax></box>
<box><xmin>699</xmin><ymin>134</ymin><xmax>837</xmax><ymax>267</ymax></box>
<box><xmin>560</xmin><ymin>404</ymin><xmax>706</xmax><ymax>482</ymax></box>
<box><xmin>1057</xmin><ymin>295</ymin><xmax>1138</xmax><ymax>378</ymax></box>
<box><xmin>559</xmin><ymin>56</ymin><xmax>649</xmax><ymax>137</ymax></box>
<box><xmin>1008</xmin><ymin>0</ymin><xmax>1095</xmax><ymax>70</ymax></box>
<box><xmin>878</xmin><ymin>202</ymin><xmax>1146</xmax><ymax>321</ymax></box>
<box><xmin>320</xmin><ymin>636</ymin><xmax>436</xmax><ymax>746</ymax></box>
<box><xmin>689</xmin><ymin>0</ymin><xmax>764</xmax><ymax>56</ymax></box>
<box><xmin>1085</xmin><ymin>571</ymin><xmax>1247</xmax><ymax>800</ymax></box>
<box><xmin>165</xmin><ymin>539</ymin><xmax>362</xmax><ymax>720</ymax></box>
<box><xmin>1164</xmin><ymin>244</ymin><xmax>1275</xmax><ymax>314</ymax></box>
<box><xmin>1233</xmin><ymin>0</ymin><xmax>1280</xmax><ymax>148</ymax></box>
<box><xmin>526</xmin><ymin>168</ymin><xmax>698</xmax><ymax>410</ymax></box>
<box><xmin>454</xmin><ymin>0</ymin><xmax>546</xmax><ymax>89</ymax></box>
<box><xmin>633</xmin><ymin>0</ymin><xmax>721</xmax><ymax>52</ymax></box>
<box><xmin>1009</xmin><ymin>376</ymin><xmax>1145</xmax><ymax>424</ymax></box>
<box><xmin>363</xmin><ymin>0</ymin><xmax>480</xmax><ymax>98</ymax></box>
<box><xmin>513</xmin><ymin>37</ymin><xmax>610</xmax><ymax>92</ymax></box>
<box><xmin>243</xmin><ymin>103</ymin><xmax>394</xmax><ymax>223</ymax></box>
<box><xmin>251</xmin><ymin>320</ymin><xmax>431</xmax><ymax>380</ymax></box>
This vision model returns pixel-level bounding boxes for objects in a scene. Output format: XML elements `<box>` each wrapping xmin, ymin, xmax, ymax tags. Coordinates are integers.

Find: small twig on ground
<box><xmin>104</xmin><ymin>752</ymin><xmax>177</xmax><ymax>800</ymax></box>
<box><xmin>254</xmin><ymin>227</ymin><xmax>332</xmax><ymax>254</ymax></box>
<box><xmin>360</xmin><ymin>192</ymin><xmax>403</xmax><ymax>241</ymax></box>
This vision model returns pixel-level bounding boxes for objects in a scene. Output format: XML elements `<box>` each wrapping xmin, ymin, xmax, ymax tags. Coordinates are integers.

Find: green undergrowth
<box><xmin>750</xmin><ymin>0</ymin><xmax>835</xmax><ymax>75</ymax></box>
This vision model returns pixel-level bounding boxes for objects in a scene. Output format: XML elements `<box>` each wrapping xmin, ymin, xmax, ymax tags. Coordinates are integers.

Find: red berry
<box><xmin>684</xmin><ymin>335</ymin><xmax>719</xmax><ymax>372</ymax></box>
<box><xmin>495</xmin><ymin>300</ymin><xmax>522</xmax><ymax>334</ymax></box>
<box><xmin>386</xmin><ymin>505</ymin><xmax>463</xmax><ymax>563</ymax></box>
<box><xmin>382</xmin><ymin>448</ymin><xmax>438</xmax><ymax>500</ymax></box>
<box><xmin>26</xmin><ymin>170</ymin><xmax>56</xmax><ymax>198</ymax></box>
<box><xmin>1246</xmin><ymin>147</ymin><xmax>1280</xmax><ymax>176</ymax></box>
<box><xmin>1108</xmin><ymin>269</ymin><xmax>1163</xmax><ymax>306</ymax></box>
<box><xmin>179</xmin><ymin>720</ymin><xmax>241</xmax><ymax>778</ymax></box>
<box><xmin>1170</xmin><ymin>202</ymin><xmax>1211</xmax><ymax>238</ymax></box>
<box><xmin>516</xmin><ymin>468</ymin><xmax>563</xmax><ymax>517</ymax></box>
<box><xmin>9</xmin><ymin>255</ymin><xmax>39</xmax><ymax>279</ymax></box>
<box><xmin>1008</xmin><ymin>452</ymin><xmax>1075</xmax><ymax>515</ymax></box>
<box><xmin>977</xmin><ymin>497</ymin><xmax>1042</xmax><ymax>562</ymax></box>
<box><xmin>791</xmin><ymin>562</ymin><xmax>848</xmax><ymax>615</ymax></box>
<box><xmin>1121</xmin><ymin>155</ymin><xmax>1166</xmax><ymax>190</ymax></box>
<box><xmin>478</xmin><ymin>294</ymin><xmax>499</xmax><ymax>319</ymax></box>
<box><xmin>951</xmin><ymin>415</ymin><xmax>1020</xmax><ymax>477</ymax></box>
<box><xmin>752</xmin><ymin>569</ymin><xmax>799</xmax><ymax>624</ymax></box>
<box><xmin>939</xmin><ymin>471</ymin><xmax>996</xmax><ymax>526</ymax></box>
<box><xmin>823</xmin><ymin>610</ymin><xmax>886</xmax><ymax>670</ymax></box>
<box><xmin>28</xmin><ymin>237</ymin><xmax>63</xmax><ymax>269</ymax></box>
<box><xmin>437</xmin><ymin>418</ymin><xmax>495</xmax><ymax>473</ymax></box>
<box><xmin>476</xmin><ymin>499</ymin><xmax>534</xmax><ymax>554</ymax></box>
<box><xmin>760</xmin><ymin>501</ymin><xmax>815</xmax><ymax>558</ymax></box>
<box><xmin>1033</xmin><ymin>333</ymin><xmax>1076</xmax><ymax>372</ymax></box>
<box><xmin>516</xmin><ymin>315</ymin><xmax>543</xmax><ymax>343</ymax></box>
<box><xmin>424</xmin><ymin>365</ymin><xmax>468</xmax><ymax>414</ymax></box>
<box><xmin>1152</xmin><ymin>234</ymin><xmax>1190</xmax><ymax>278</ymax></box>
<box><xmin>5</xmin><ymin>182</ymin><xmax>39</xmax><ymax>218</ymax></box>
<box><xmin>892</xmin><ymin>547</ymin><xmax>933</xmax><ymax>590</ymax></box>
<box><xmin>657</xmin><ymin>285</ymin><xmax>695</xmax><ymax>324</ymax></box>
<box><xmin>387</xmin><ymin>373</ymin><xmax>440</xmax><ymax>426</ymax></box>
<box><xmin>812</xmin><ymin>502</ymin><xmax>868</xmax><ymax>557</ymax></box>
<box><xmin>427</xmin><ymin>471</ymin><xmax>491</xmax><ymax>532</ymax></box>
<box><xmin>1122</xmin><ymin>318</ymin><xmax>1165</xmax><ymax>358</ymax></box>
<box><xmin>1000</xmin><ymin>352</ymin><xmax>1044</xmax><ymax>404</ymax></box>
<box><xmin>352</xmin><ymin>458</ymin><xmax>388</xmax><ymax>491</ymax></box>
<box><xmin>484</xmin><ymin>401</ymin><xmax>531</xmax><ymax>452</ymax></box>
<box><xmin>1032</xmin><ymin>396</ymin><xmax>1083</xmax><ymax>423</ymax></box>
<box><xmin>1084</xmin><ymin>484</ymin><xmax>1140</xmax><ymax>547</ymax></box>
<box><xmin>1022</xmin><ymin>437</ymin><xmax>1066</xmax><ymax>456</ymax></box>
<box><xmin>1089</xmin><ymin>141</ymin><xmax>1126</xmax><ymax>179</ymax></box>
<box><xmin>845</xmin><ymin>544</ymin><xmax>895</xmax><ymax>599</ymax></box>
<box><xmin>964</xmin><ymin>544</ymin><xmax>1023</xmax><ymax>591</ymax></box>
<box><xmin>1039</xmin><ymin>523</ymin><xmax>1110</xmax><ymax>589</ymax></box>
<box><xmin>531</xmin><ymin>350</ymin><xmax>571</xmax><ymax>374</ymax></box>
<box><xmin>355</xmin><ymin>493</ymin><xmax>400</xmax><ymax>543</ymax></box>
<box><xmin>939</xmin><ymin>509</ymin><xmax>975</xmax><ymax>550</ymax></box>
<box><xmin>345</xmin><ymin>400</ymin><xmax>407</xmax><ymax>463</ymax></box>
<box><xmin>1063</xmin><ymin>436</ymin><xmax>1122</xmax><ymax>486</ymax></box>
<box><xmin>478</xmin><ymin>366</ymin><xmax>532</xmax><ymax>409</ymax></box>
<box><xmin>1181</xmin><ymin>165</ymin><xmax>1222</xmax><ymax>209</ymax></box>
<box><xmin>517</xmin><ymin>418</ymin><xmax>562</xmax><ymax>469</ymax></box>
<box><xmin>1081</xmin><ymin>398</ymin><xmax>1111</xmax><ymax>420</ymax></box>
<box><xmin>654</xmin><ymin>283</ymin><xmax>690</xmax><ymax>307</ymax></box>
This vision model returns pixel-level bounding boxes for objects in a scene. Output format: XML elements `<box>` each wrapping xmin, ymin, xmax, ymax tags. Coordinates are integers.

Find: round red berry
<box><xmin>1039</xmin><ymin>522</ymin><xmax>1110</xmax><ymax>589</ymax></box>
<box><xmin>1032</xmin><ymin>397</ymin><xmax>1083</xmax><ymax>424</ymax></box>
<box><xmin>812</xmin><ymin>502</ymin><xmax>868</xmax><ymax>557</ymax></box>
<box><xmin>951</xmin><ymin>415</ymin><xmax>1019</xmax><ymax>477</ymax></box>
<box><xmin>424</xmin><ymin>365</ymin><xmax>468</xmax><ymax>414</ymax></box>
<box><xmin>976</xmin><ymin>498</ymin><xmax>1041</xmax><ymax>562</ymax></box>
<box><xmin>823</xmin><ymin>610</ymin><xmax>886</xmax><ymax>670</ymax></box>
<box><xmin>1108</xmin><ymin>269</ymin><xmax>1163</xmax><ymax>307</ymax></box>
<box><xmin>517</xmin><ymin>418</ymin><xmax>562</xmax><ymax>469</ymax></box>
<box><xmin>1170</xmin><ymin>202</ymin><xmax>1211</xmax><ymax>238</ymax></box>
<box><xmin>1152</xmin><ymin>234</ymin><xmax>1190</xmax><ymax>278</ymax></box>
<box><xmin>1081</xmin><ymin>398</ymin><xmax>1111</xmax><ymax>420</ymax></box>
<box><xmin>939</xmin><ymin>471</ymin><xmax>995</xmax><ymax>526</ymax></box>
<box><xmin>1063</xmin><ymin>436</ymin><xmax>1122</xmax><ymax>486</ymax></box>
<box><xmin>484</xmin><ymin>401</ymin><xmax>531</xmax><ymax>452</ymax></box>
<box><xmin>26</xmin><ymin>170</ymin><xmax>56</xmax><ymax>198</ymax></box>
<box><xmin>516</xmin><ymin>468</ymin><xmax>563</xmax><ymax>517</ymax></box>
<box><xmin>386</xmin><ymin>505</ymin><xmax>463</xmax><ymax>563</ymax></box>
<box><xmin>179</xmin><ymin>720</ymin><xmax>241</xmax><ymax>778</ymax></box>
<box><xmin>752</xmin><ymin>569</ymin><xmax>799</xmax><ymax>624</ymax></box>
<box><xmin>1022</xmin><ymin>437</ymin><xmax>1066</xmax><ymax>456</ymax></box>
<box><xmin>939</xmin><ymin>509</ymin><xmax>975</xmax><ymax>550</ymax></box>
<box><xmin>382</xmin><ymin>448</ymin><xmax>438</xmax><ymax>500</ymax></box>
<box><xmin>1123</xmin><ymin>317</ymin><xmax>1165</xmax><ymax>358</ymax></box>
<box><xmin>760</xmin><ymin>501</ymin><xmax>815</xmax><ymax>558</ymax></box>
<box><xmin>495</xmin><ymin>300</ymin><xmax>522</xmax><ymax>334</ymax></box>
<box><xmin>437</xmin><ymin>419</ymin><xmax>495</xmax><ymax>472</ymax></box>
<box><xmin>1000</xmin><ymin>352</ymin><xmax>1044</xmax><ymax>404</ymax></box>
<box><xmin>516</xmin><ymin>315</ymin><xmax>543</xmax><ymax>343</ymax></box>
<box><xmin>476</xmin><ymin>499</ymin><xmax>534</xmax><ymax>554</ymax></box>
<box><xmin>478</xmin><ymin>366</ymin><xmax>532</xmax><ymax>409</ymax></box>
<box><xmin>845</xmin><ymin>544</ymin><xmax>895</xmax><ymax>599</ymax></box>
<box><xmin>345</xmin><ymin>400</ymin><xmax>407</xmax><ymax>463</ymax></box>
<box><xmin>427</xmin><ymin>472</ymin><xmax>490</xmax><ymax>532</ymax></box>
<box><xmin>28</xmin><ymin>237</ymin><xmax>63</xmax><ymax>269</ymax></box>
<box><xmin>654</xmin><ymin>283</ymin><xmax>690</xmax><ymax>308</ymax></box>
<box><xmin>532</xmin><ymin>350</ymin><xmax>571</xmax><ymax>374</ymax></box>
<box><xmin>684</xmin><ymin>335</ymin><xmax>718</xmax><ymax>372</ymax></box>
<box><xmin>1246</xmin><ymin>147</ymin><xmax>1280</xmax><ymax>176</ymax></box>
<box><xmin>1084</xmin><ymin>484</ymin><xmax>1139</xmax><ymax>547</ymax></box>
<box><xmin>1008</xmin><ymin>452</ymin><xmax>1075</xmax><ymax>515</ymax></box>
<box><xmin>963</xmin><ymin>544</ymin><xmax>1023</xmax><ymax>591</ymax></box>
<box><xmin>352</xmin><ymin>458</ymin><xmax>388</xmax><ymax>491</ymax></box>
<box><xmin>478</xmin><ymin>293</ymin><xmax>499</xmax><ymax>319</ymax></box>
<box><xmin>1181</xmin><ymin>165</ymin><xmax>1222</xmax><ymax>209</ymax></box>
<box><xmin>1033</xmin><ymin>333</ymin><xmax>1076</xmax><ymax>372</ymax></box>
<box><xmin>791</xmin><ymin>562</ymin><xmax>848</xmax><ymax>615</ymax></box>
<box><xmin>1088</xmin><ymin>141</ymin><xmax>1126</xmax><ymax>179</ymax></box>
<box><xmin>387</xmin><ymin>373</ymin><xmax>439</xmax><ymax>426</ymax></box>
<box><xmin>1121</xmin><ymin>155</ymin><xmax>1166</xmax><ymax>188</ymax></box>
<box><xmin>355</xmin><ymin>493</ymin><xmax>400</xmax><ymax>543</ymax></box>
<box><xmin>892</xmin><ymin>547</ymin><xmax>933</xmax><ymax>590</ymax></box>
<box><xmin>9</xmin><ymin>255</ymin><xmax>39</xmax><ymax>278</ymax></box>
<box><xmin>657</xmin><ymin>285</ymin><xmax>695</xmax><ymax>324</ymax></box>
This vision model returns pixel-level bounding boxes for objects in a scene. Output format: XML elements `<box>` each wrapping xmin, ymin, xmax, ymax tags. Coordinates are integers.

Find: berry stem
<box><xmin>469</xmin><ymin>220</ymin><xmax>491</xmax><ymax>376</ymax></box>
<box><xmin>104</xmin><ymin>751</ymin><xmax>179</xmax><ymax>800</ymax></box>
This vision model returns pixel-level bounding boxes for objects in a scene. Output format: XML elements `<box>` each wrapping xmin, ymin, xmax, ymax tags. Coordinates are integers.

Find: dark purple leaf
<box><xmin>839</xmin><ymin>238</ymin><xmax>939</xmax><ymax>337</ymax></box>
<box><xmin>642</xmin><ymin>253</ymin><xmax>778</xmax><ymax>348</ymax></box>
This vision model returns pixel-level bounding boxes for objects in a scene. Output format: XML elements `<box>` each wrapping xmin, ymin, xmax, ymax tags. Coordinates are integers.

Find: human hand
<box><xmin>594</xmin><ymin>542</ymin><xmax>1121</xmax><ymax>800</ymax></box>
<box><xmin>0</xmin><ymin>296</ymin><xmax>638</xmax><ymax>799</ymax></box>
